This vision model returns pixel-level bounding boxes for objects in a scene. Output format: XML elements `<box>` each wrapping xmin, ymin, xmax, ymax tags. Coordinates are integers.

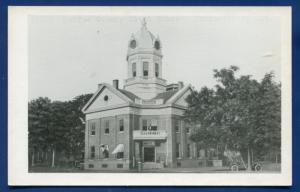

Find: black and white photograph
<box><xmin>8</xmin><ymin>7</ymin><xmax>291</xmax><ymax>185</ymax></box>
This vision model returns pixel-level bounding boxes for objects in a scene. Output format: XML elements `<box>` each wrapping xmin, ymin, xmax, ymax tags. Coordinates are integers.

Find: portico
<box><xmin>133</xmin><ymin>130</ymin><xmax>168</xmax><ymax>169</ymax></box>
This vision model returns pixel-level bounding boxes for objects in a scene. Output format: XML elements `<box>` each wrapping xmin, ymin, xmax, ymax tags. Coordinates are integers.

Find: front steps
<box><xmin>142</xmin><ymin>162</ymin><xmax>163</xmax><ymax>169</ymax></box>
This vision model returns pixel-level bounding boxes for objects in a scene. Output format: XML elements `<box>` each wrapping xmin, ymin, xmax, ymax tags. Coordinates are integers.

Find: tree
<box><xmin>28</xmin><ymin>94</ymin><xmax>93</xmax><ymax>168</ymax></box>
<box><xmin>28</xmin><ymin>97</ymin><xmax>52</xmax><ymax>167</ymax></box>
<box><xmin>64</xmin><ymin>94</ymin><xmax>93</xmax><ymax>161</ymax></box>
<box><xmin>184</xmin><ymin>66</ymin><xmax>281</xmax><ymax>170</ymax></box>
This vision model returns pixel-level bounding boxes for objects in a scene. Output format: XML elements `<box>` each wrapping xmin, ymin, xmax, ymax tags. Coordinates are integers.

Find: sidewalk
<box><xmin>141</xmin><ymin>166</ymin><xmax>230</xmax><ymax>173</ymax></box>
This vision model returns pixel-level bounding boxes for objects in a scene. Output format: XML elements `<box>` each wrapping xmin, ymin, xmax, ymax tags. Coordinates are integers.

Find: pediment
<box><xmin>174</xmin><ymin>89</ymin><xmax>192</xmax><ymax>107</ymax></box>
<box><xmin>83</xmin><ymin>85</ymin><xmax>130</xmax><ymax>113</ymax></box>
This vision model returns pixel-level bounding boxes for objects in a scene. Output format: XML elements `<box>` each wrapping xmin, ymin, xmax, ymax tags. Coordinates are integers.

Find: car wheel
<box><xmin>254</xmin><ymin>164</ymin><xmax>262</xmax><ymax>171</ymax></box>
<box><xmin>231</xmin><ymin>164</ymin><xmax>239</xmax><ymax>171</ymax></box>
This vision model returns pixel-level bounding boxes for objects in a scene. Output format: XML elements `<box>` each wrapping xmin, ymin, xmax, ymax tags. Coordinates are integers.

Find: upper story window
<box><xmin>150</xmin><ymin>119</ymin><xmax>158</xmax><ymax>130</ymax></box>
<box><xmin>104</xmin><ymin>95</ymin><xmax>109</xmax><ymax>101</ymax></box>
<box><xmin>119</xmin><ymin>119</ymin><xmax>124</xmax><ymax>132</ymax></box>
<box><xmin>175</xmin><ymin>120</ymin><xmax>180</xmax><ymax>133</ymax></box>
<box><xmin>90</xmin><ymin>122</ymin><xmax>96</xmax><ymax>135</ymax></box>
<box><xmin>132</xmin><ymin>63</ymin><xmax>136</xmax><ymax>77</ymax></box>
<box><xmin>105</xmin><ymin>120</ymin><xmax>110</xmax><ymax>134</ymax></box>
<box><xmin>155</xmin><ymin>63</ymin><xmax>159</xmax><ymax>77</ymax></box>
<box><xmin>143</xmin><ymin>62</ymin><xmax>149</xmax><ymax>77</ymax></box>
<box><xmin>142</xmin><ymin>119</ymin><xmax>147</xmax><ymax>131</ymax></box>
<box><xmin>141</xmin><ymin>119</ymin><xmax>158</xmax><ymax>131</ymax></box>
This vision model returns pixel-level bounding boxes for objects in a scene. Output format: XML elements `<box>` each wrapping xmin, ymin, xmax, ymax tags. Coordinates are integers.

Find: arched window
<box><xmin>132</xmin><ymin>63</ymin><xmax>136</xmax><ymax>77</ymax></box>
<box><xmin>155</xmin><ymin>63</ymin><xmax>159</xmax><ymax>77</ymax></box>
<box><xmin>143</xmin><ymin>62</ymin><xmax>149</xmax><ymax>77</ymax></box>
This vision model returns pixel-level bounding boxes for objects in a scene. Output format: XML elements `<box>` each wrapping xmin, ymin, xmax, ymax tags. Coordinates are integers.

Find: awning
<box><xmin>111</xmin><ymin>144</ymin><xmax>124</xmax><ymax>154</ymax></box>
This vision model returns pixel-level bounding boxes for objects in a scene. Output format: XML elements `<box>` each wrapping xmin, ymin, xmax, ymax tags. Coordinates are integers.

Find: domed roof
<box><xmin>129</xmin><ymin>19</ymin><xmax>160</xmax><ymax>50</ymax></box>
<box><xmin>133</xmin><ymin>21</ymin><xmax>155</xmax><ymax>49</ymax></box>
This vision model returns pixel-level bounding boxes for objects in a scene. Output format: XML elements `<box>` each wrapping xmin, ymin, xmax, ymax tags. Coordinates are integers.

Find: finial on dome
<box><xmin>141</xmin><ymin>17</ymin><xmax>147</xmax><ymax>29</ymax></box>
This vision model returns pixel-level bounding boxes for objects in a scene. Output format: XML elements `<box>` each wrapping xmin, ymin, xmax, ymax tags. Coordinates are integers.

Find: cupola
<box><xmin>124</xmin><ymin>18</ymin><xmax>167</xmax><ymax>100</ymax></box>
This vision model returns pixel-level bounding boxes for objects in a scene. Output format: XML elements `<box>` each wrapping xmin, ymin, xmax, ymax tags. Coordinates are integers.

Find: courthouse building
<box><xmin>82</xmin><ymin>20</ymin><xmax>207</xmax><ymax>170</ymax></box>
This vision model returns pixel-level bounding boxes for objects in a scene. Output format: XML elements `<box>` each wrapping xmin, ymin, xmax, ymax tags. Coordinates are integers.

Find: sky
<box><xmin>29</xmin><ymin>15</ymin><xmax>281</xmax><ymax>101</ymax></box>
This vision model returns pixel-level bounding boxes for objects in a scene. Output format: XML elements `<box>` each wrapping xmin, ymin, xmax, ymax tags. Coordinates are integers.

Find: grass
<box><xmin>29</xmin><ymin>163</ymin><xmax>281</xmax><ymax>173</ymax></box>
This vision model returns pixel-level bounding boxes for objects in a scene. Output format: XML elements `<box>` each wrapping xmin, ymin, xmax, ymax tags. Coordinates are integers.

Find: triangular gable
<box><xmin>166</xmin><ymin>85</ymin><xmax>192</xmax><ymax>107</ymax></box>
<box><xmin>82</xmin><ymin>83</ymin><xmax>132</xmax><ymax>113</ymax></box>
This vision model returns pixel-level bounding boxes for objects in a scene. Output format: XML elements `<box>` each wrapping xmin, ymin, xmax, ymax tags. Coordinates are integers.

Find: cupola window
<box><xmin>132</xmin><ymin>63</ymin><xmax>136</xmax><ymax>77</ymax></box>
<box><xmin>130</xmin><ymin>40</ymin><xmax>136</xmax><ymax>49</ymax></box>
<box><xmin>143</xmin><ymin>62</ymin><xmax>149</xmax><ymax>77</ymax></box>
<box><xmin>155</xmin><ymin>63</ymin><xmax>159</xmax><ymax>77</ymax></box>
<box><xmin>154</xmin><ymin>41</ymin><xmax>160</xmax><ymax>50</ymax></box>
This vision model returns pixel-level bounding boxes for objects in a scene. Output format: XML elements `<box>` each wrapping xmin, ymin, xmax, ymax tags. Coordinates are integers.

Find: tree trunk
<box><xmin>251</xmin><ymin>149</ymin><xmax>254</xmax><ymax>163</ymax></box>
<box><xmin>247</xmin><ymin>147</ymin><xmax>251</xmax><ymax>171</ymax></box>
<box><xmin>51</xmin><ymin>148</ymin><xmax>55</xmax><ymax>168</ymax></box>
<box><xmin>31</xmin><ymin>151</ymin><xmax>35</xmax><ymax>167</ymax></box>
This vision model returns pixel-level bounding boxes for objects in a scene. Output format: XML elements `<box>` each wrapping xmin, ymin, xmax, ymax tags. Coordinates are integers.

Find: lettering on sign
<box><xmin>143</xmin><ymin>141</ymin><xmax>155</xmax><ymax>146</ymax></box>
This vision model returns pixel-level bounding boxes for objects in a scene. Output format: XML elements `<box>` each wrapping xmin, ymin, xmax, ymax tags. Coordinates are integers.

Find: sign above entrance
<box><xmin>133</xmin><ymin>130</ymin><xmax>167</xmax><ymax>140</ymax></box>
<box><xmin>143</xmin><ymin>141</ymin><xmax>155</xmax><ymax>146</ymax></box>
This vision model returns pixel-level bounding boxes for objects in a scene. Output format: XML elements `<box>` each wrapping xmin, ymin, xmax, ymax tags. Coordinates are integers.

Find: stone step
<box><xmin>142</xmin><ymin>162</ymin><xmax>163</xmax><ymax>169</ymax></box>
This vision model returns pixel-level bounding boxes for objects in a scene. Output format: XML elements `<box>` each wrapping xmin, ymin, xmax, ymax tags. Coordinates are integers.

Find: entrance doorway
<box><xmin>143</xmin><ymin>147</ymin><xmax>155</xmax><ymax>162</ymax></box>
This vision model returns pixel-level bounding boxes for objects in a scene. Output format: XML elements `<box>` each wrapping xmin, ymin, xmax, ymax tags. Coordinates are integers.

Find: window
<box><xmin>142</xmin><ymin>119</ymin><xmax>148</xmax><ymax>131</ymax></box>
<box><xmin>119</xmin><ymin>119</ymin><xmax>124</xmax><ymax>132</ymax></box>
<box><xmin>143</xmin><ymin>62</ymin><xmax>149</xmax><ymax>77</ymax></box>
<box><xmin>90</xmin><ymin>146</ymin><xmax>95</xmax><ymax>159</ymax></box>
<box><xmin>150</xmin><ymin>119</ymin><xmax>158</xmax><ymax>131</ymax></box>
<box><xmin>198</xmin><ymin>149</ymin><xmax>206</xmax><ymax>159</ymax></box>
<box><xmin>132</xmin><ymin>63</ymin><xmax>136</xmax><ymax>77</ymax></box>
<box><xmin>154</xmin><ymin>41</ymin><xmax>160</xmax><ymax>50</ymax></box>
<box><xmin>102</xmin><ymin>164</ymin><xmax>108</xmax><ymax>168</ymax></box>
<box><xmin>105</xmin><ymin>120</ymin><xmax>109</xmax><ymax>134</ymax></box>
<box><xmin>104</xmin><ymin>95</ymin><xmax>109</xmax><ymax>101</ymax></box>
<box><xmin>187</xmin><ymin>144</ymin><xmax>191</xmax><ymax>158</ymax></box>
<box><xmin>116</xmin><ymin>152</ymin><xmax>124</xmax><ymax>159</ymax></box>
<box><xmin>186</xmin><ymin>127</ymin><xmax>190</xmax><ymax>134</ymax></box>
<box><xmin>142</xmin><ymin>119</ymin><xmax>158</xmax><ymax>131</ymax></box>
<box><xmin>117</xmin><ymin>164</ymin><xmax>123</xmax><ymax>168</ymax></box>
<box><xmin>100</xmin><ymin>144</ymin><xmax>109</xmax><ymax>159</ymax></box>
<box><xmin>176</xmin><ymin>143</ymin><xmax>181</xmax><ymax>158</ymax></box>
<box><xmin>175</xmin><ymin>120</ymin><xmax>180</xmax><ymax>133</ymax></box>
<box><xmin>130</xmin><ymin>40</ymin><xmax>136</xmax><ymax>49</ymax></box>
<box><xmin>88</xmin><ymin>164</ymin><xmax>94</xmax><ymax>168</ymax></box>
<box><xmin>155</xmin><ymin>63</ymin><xmax>159</xmax><ymax>77</ymax></box>
<box><xmin>90</xmin><ymin>122</ymin><xmax>96</xmax><ymax>135</ymax></box>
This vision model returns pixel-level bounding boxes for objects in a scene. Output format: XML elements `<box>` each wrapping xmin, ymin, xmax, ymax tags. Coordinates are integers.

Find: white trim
<box><xmin>82</xmin><ymin>83</ymin><xmax>132</xmax><ymax>113</ymax></box>
<box><xmin>166</xmin><ymin>85</ymin><xmax>192</xmax><ymax>104</ymax></box>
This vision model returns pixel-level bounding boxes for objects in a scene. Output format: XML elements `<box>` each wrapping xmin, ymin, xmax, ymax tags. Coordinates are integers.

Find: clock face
<box><xmin>130</xmin><ymin>40</ymin><xmax>136</xmax><ymax>49</ymax></box>
<box><xmin>154</xmin><ymin>41</ymin><xmax>160</xmax><ymax>50</ymax></box>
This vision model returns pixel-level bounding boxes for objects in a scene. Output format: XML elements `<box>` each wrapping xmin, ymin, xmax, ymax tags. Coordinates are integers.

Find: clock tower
<box><xmin>124</xmin><ymin>19</ymin><xmax>167</xmax><ymax>100</ymax></box>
